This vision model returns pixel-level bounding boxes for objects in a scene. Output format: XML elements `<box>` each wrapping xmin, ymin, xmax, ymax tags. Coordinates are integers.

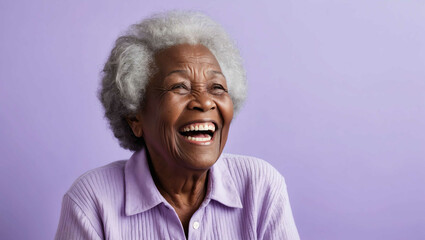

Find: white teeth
<box><xmin>186</xmin><ymin>135</ymin><xmax>212</xmax><ymax>141</ymax></box>
<box><xmin>182</xmin><ymin>123</ymin><xmax>216</xmax><ymax>132</ymax></box>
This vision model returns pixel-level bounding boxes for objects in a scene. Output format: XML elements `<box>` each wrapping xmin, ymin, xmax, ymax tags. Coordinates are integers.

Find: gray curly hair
<box><xmin>99</xmin><ymin>10</ymin><xmax>247</xmax><ymax>151</ymax></box>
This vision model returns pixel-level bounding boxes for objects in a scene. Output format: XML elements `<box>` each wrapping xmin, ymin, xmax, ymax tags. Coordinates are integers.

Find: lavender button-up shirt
<box><xmin>55</xmin><ymin>149</ymin><xmax>300</xmax><ymax>239</ymax></box>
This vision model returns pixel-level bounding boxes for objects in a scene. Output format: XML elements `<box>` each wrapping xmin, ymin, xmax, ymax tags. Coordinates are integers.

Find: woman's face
<box><xmin>135</xmin><ymin>44</ymin><xmax>234</xmax><ymax>171</ymax></box>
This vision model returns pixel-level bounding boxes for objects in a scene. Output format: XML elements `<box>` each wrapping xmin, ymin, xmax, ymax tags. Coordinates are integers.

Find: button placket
<box><xmin>161</xmin><ymin>203</ymin><xmax>186</xmax><ymax>240</ymax></box>
<box><xmin>188</xmin><ymin>206</ymin><xmax>207</xmax><ymax>239</ymax></box>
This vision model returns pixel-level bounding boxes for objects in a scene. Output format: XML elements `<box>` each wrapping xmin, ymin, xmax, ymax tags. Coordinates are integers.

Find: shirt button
<box><xmin>193</xmin><ymin>221</ymin><xmax>200</xmax><ymax>230</ymax></box>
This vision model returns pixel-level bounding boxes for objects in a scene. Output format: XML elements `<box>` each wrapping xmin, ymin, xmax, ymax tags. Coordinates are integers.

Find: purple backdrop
<box><xmin>1</xmin><ymin>0</ymin><xmax>424</xmax><ymax>239</ymax></box>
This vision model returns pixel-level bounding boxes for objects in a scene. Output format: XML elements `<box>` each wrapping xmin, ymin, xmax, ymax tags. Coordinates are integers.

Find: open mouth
<box><xmin>179</xmin><ymin>122</ymin><xmax>216</xmax><ymax>144</ymax></box>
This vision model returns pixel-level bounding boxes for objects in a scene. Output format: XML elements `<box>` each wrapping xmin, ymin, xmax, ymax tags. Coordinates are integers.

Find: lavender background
<box><xmin>1</xmin><ymin>0</ymin><xmax>424</xmax><ymax>239</ymax></box>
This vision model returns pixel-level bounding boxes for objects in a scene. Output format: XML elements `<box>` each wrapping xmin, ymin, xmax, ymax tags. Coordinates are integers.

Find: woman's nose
<box><xmin>188</xmin><ymin>92</ymin><xmax>216</xmax><ymax>112</ymax></box>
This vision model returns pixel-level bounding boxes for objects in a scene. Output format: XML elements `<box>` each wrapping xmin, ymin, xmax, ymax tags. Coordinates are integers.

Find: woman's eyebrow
<box><xmin>165</xmin><ymin>69</ymin><xmax>224</xmax><ymax>77</ymax></box>
<box><xmin>209</xmin><ymin>70</ymin><xmax>225</xmax><ymax>77</ymax></box>
<box><xmin>165</xmin><ymin>69</ymin><xmax>187</xmax><ymax>77</ymax></box>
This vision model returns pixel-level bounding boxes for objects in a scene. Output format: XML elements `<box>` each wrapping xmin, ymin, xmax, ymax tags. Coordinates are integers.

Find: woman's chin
<box><xmin>176</xmin><ymin>151</ymin><xmax>220</xmax><ymax>171</ymax></box>
<box><xmin>175</xmin><ymin>136</ymin><xmax>223</xmax><ymax>170</ymax></box>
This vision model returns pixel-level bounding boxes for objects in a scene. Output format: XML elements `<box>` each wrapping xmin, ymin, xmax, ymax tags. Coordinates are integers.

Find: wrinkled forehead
<box><xmin>154</xmin><ymin>44</ymin><xmax>222</xmax><ymax>74</ymax></box>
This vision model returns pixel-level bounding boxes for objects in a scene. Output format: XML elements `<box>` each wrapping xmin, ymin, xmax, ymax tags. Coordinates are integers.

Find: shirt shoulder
<box><xmin>219</xmin><ymin>153</ymin><xmax>287</xmax><ymax>194</ymax></box>
<box><xmin>65</xmin><ymin>160</ymin><xmax>127</xmax><ymax>204</ymax></box>
<box><xmin>218</xmin><ymin>154</ymin><xmax>300</xmax><ymax>239</ymax></box>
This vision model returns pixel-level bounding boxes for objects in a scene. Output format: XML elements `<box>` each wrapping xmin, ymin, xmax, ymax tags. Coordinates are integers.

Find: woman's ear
<box><xmin>126</xmin><ymin>113</ymin><xmax>143</xmax><ymax>137</ymax></box>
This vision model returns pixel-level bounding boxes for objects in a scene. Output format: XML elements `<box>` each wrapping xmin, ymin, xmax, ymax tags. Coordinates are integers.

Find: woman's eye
<box><xmin>170</xmin><ymin>83</ymin><xmax>189</xmax><ymax>94</ymax></box>
<box><xmin>171</xmin><ymin>84</ymin><xmax>184</xmax><ymax>89</ymax></box>
<box><xmin>210</xmin><ymin>84</ymin><xmax>227</xmax><ymax>94</ymax></box>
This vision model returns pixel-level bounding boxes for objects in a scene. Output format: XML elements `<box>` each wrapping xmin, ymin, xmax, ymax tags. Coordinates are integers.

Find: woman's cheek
<box><xmin>217</xmin><ymin>95</ymin><xmax>234</xmax><ymax>123</ymax></box>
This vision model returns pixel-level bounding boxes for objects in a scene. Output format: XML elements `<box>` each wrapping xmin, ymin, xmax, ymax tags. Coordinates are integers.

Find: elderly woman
<box><xmin>55</xmin><ymin>11</ymin><xmax>299</xmax><ymax>240</ymax></box>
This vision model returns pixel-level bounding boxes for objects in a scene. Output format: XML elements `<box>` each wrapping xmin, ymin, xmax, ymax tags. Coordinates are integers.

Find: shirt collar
<box><xmin>124</xmin><ymin>148</ymin><xmax>164</xmax><ymax>216</ymax></box>
<box><xmin>207</xmin><ymin>154</ymin><xmax>243</xmax><ymax>209</ymax></box>
<box><xmin>124</xmin><ymin>149</ymin><xmax>243</xmax><ymax>216</ymax></box>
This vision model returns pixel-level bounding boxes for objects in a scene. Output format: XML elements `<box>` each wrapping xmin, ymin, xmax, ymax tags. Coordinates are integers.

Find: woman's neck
<box><xmin>150</xmin><ymin>161</ymin><xmax>208</xmax><ymax>207</ymax></box>
<box><xmin>146</xmin><ymin>150</ymin><xmax>209</xmax><ymax>236</ymax></box>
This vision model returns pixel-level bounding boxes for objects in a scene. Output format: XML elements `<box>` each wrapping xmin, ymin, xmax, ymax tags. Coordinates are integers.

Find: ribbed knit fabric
<box><xmin>55</xmin><ymin>149</ymin><xmax>300</xmax><ymax>240</ymax></box>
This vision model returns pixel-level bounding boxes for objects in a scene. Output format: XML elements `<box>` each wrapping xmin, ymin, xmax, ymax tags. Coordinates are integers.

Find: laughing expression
<box><xmin>136</xmin><ymin>44</ymin><xmax>234</xmax><ymax>171</ymax></box>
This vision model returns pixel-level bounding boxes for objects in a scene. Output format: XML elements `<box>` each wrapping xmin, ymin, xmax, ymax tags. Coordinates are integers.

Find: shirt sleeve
<box><xmin>259</xmin><ymin>177</ymin><xmax>300</xmax><ymax>240</ymax></box>
<box><xmin>55</xmin><ymin>194</ymin><xmax>103</xmax><ymax>240</ymax></box>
